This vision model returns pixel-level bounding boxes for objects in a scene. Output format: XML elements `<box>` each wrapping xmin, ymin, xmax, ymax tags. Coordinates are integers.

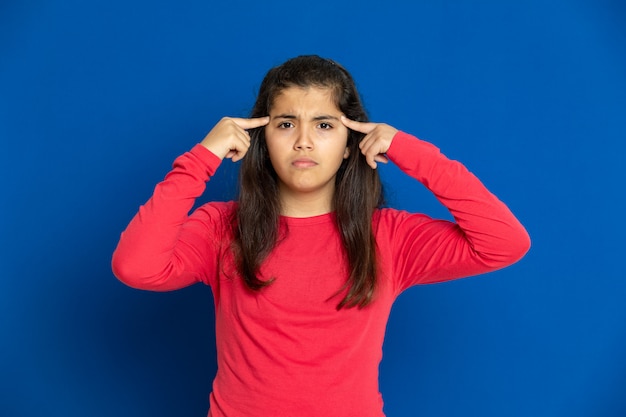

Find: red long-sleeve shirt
<box><xmin>112</xmin><ymin>131</ymin><xmax>530</xmax><ymax>417</ymax></box>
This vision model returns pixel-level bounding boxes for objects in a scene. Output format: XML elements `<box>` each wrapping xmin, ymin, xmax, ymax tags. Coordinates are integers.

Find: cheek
<box><xmin>265</xmin><ymin>143</ymin><xmax>280</xmax><ymax>166</ymax></box>
<box><xmin>264</xmin><ymin>130</ymin><xmax>281</xmax><ymax>159</ymax></box>
<box><xmin>333</xmin><ymin>133</ymin><xmax>350</xmax><ymax>158</ymax></box>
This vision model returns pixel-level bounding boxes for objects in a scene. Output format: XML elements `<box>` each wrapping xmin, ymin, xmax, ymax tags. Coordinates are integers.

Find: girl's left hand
<box><xmin>341</xmin><ymin>116</ymin><xmax>398</xmax><ymax>169</ymax></box>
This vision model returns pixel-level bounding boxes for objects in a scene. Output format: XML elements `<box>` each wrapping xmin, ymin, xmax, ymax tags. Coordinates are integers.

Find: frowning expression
<box><xmin>265</xmin><ymin>86</ymin><xmax>349</xmax><ymax>204</ymax></box>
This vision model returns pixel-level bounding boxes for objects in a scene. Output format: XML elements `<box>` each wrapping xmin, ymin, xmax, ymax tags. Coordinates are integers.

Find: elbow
<box><xmin>111</xmin><ymin>252</ymin><xmax>143</xmax><ymax>289</ymax></box>
<box><xmin>111</xmin><ymin>250</ymin><xmax>188</xmax><ymax>291</ymax></box>
<box><xmin>111</xmin><ymin>250</ymin><xmax>160</xmax><ymax>290</ymax></box>
<box><xmin>494</xmin><ymin>226</ymin><xmax>532</xmax><ymax>268</ymax></box>
<box><xmin>508</xmin><ymin>227</ymin><xmax>531</xmax><ymax>263</ymax></box>
<box><xmin>473</xmin><ymin>226</ymin><xmax>531</xmax><ymax>270</ymax></box>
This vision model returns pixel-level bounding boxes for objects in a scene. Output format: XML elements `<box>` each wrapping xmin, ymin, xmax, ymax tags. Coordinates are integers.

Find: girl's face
<box><xmin>265</xmin><ymin>86</ymin><xmax>349</xmax><ymax>210</ymax></box>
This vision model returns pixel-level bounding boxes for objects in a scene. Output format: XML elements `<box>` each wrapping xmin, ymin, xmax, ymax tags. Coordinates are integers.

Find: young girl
<box><xmin>112</xmin><ymin>55</ymin><xmax>530</xmax><ymax>417</ymax></box>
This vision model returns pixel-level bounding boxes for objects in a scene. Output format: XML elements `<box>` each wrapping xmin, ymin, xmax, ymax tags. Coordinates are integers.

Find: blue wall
<box><xmin>2</xmin><ymin>1</ymin><xmax>625</xmax><ymax>416</ymax></box>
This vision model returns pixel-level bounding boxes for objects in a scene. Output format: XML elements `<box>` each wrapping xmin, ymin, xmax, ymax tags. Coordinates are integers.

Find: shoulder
<box><xmin>189</xmin><ymin>201</ymin><xmax>237</xmax><ymax>234</ymax></box>
<box><xmin>373</xmin><ymin>207</ymin><xmax>455</xmax><ymax>246</ymax></box>
<box><xmin>193</xmin><ymin>200</ymin><xmax>237</xmax><ymax>219</ymax></box>
<box><xmin>373</xmin><ymin>207</ymin><xmax>432</xmax><ymax>229</ymax></box>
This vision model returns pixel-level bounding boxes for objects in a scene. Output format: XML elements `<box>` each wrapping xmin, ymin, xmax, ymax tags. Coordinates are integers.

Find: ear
<box><xmin>343</xmin><ymin>147</ymin><xmax>350</xmax><ymax>159</ymax></box>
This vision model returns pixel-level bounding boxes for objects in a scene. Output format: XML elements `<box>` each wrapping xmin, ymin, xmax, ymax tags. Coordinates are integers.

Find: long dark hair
<box><xmin>233</xmin><ymin>55</ymin><xmax>385</xmax><ymax>309</ymax></box>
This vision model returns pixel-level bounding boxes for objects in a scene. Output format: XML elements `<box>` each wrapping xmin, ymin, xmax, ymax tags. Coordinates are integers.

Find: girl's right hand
<box><xmin>200</xmin><ymin>116</ymin><xmax>270</xmax><ymax>162</ymax></box>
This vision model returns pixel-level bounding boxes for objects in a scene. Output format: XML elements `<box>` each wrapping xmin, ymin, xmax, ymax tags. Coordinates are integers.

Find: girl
<box><xmin>112</xmin><ymin>55</ymin><xmax>530</xmax><ymax>417</ymax></box>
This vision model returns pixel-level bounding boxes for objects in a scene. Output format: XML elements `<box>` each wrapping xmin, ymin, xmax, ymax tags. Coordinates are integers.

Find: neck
<box><xmin>278</xmin><ymin>186</ymin><xmax>335</xmax><ymax>218</ymax></box>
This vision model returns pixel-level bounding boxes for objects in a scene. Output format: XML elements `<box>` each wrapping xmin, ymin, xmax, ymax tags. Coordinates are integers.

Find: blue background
<box><xmin>2</xmin><ymin>1</ymin><xmax>625</xmax><ymax>416</ymax></box>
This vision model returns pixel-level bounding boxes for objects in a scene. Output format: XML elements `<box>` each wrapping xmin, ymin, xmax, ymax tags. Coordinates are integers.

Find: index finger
<box><xmin>341</xmin><ymin>116</ymin><xmax>377</xmax><ymax>134</ymax></box>
<box><xmin>232</xmin><ymin>116</ymin><xmax>270</xmax><ymax>130</ymax></box>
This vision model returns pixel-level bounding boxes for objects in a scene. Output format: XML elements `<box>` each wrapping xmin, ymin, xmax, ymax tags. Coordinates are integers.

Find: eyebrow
<box><xmin>272</xmin><ymin>114</ymin><xmax>340</xmax><ymax>121</ymax></box>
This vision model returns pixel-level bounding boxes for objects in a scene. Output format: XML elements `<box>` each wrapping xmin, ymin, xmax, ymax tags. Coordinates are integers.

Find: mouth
<box><xmin>292</xmin><ymin>158</ymin><xmax>318</xmax><ymax>168</ymax></box>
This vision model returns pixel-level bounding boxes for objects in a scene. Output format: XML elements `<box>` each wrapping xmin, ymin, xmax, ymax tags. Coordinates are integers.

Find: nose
<box><xmin>293</xmin><ymin>126</ymin><xmax>314</xmax><ymax>150</ymax></box>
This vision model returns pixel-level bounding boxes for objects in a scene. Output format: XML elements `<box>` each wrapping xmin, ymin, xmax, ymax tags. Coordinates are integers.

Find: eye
<box><xmin>278</xmin><ymin>121</ymin><xmax>294</xmax><ymax>129</ymax></box>
<box><xmin>318</xmin><ymin>122</ymin><xmax>332</xmax><ymax>130</ymax></box>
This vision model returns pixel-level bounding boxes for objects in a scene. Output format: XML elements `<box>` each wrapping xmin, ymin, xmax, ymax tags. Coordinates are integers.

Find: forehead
<box><xmin>270</xmin><ymin>86</ymin><xmax>340</xmax><ymax>114</ymax></box>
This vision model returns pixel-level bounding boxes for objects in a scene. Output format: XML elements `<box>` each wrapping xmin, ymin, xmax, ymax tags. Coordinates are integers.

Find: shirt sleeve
<box><xmin>111</xmin><ymin>144</ymin><xmax>228</xmax><ymax>291</ymax></box>
<box><xmin>381</xmin><ymin>131</ymin><xmax>531</xmax><ymax>293</ymax></box>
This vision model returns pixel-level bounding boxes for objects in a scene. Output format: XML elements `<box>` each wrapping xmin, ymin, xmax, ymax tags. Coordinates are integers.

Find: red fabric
<box><xmin>112</xmin><ymin>131</ymin><xmax>530</xmax><ymax>417</ymax></box>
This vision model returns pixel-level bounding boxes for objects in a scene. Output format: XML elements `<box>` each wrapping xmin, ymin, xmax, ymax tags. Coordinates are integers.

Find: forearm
<box><xmin>111</xmin><ymin>144</ymin><xmax>222</xmax><ymax>290</ymax></box>
<box><xmin>387</xmin><ymin>131</ymin><xmax>530</xmax><ymax>268</ymax></box>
